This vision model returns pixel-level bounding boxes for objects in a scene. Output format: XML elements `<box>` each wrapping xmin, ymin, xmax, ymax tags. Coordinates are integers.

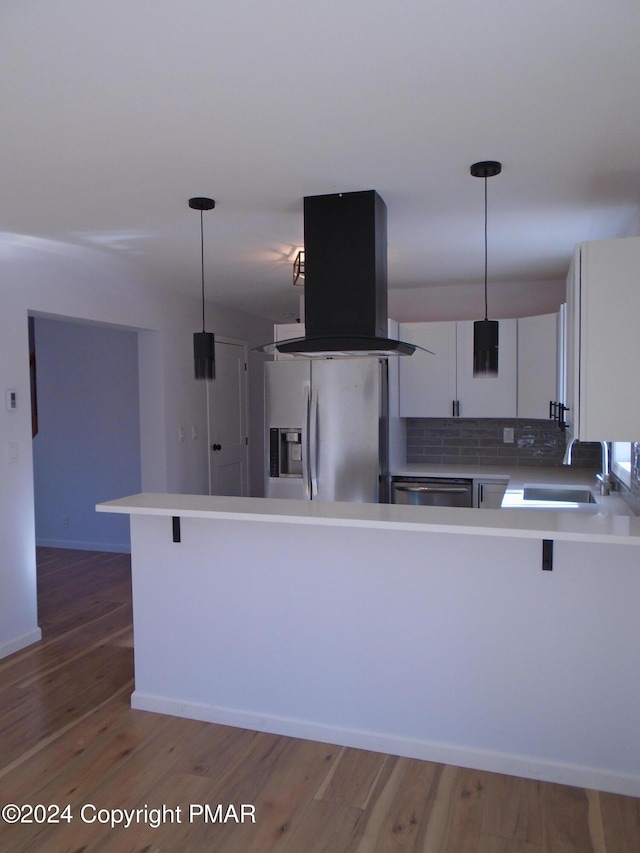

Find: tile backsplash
<box><xmin>405</xmin><ymin>418</ymin><xmax>601</xmax><ymax>468</ymax></box>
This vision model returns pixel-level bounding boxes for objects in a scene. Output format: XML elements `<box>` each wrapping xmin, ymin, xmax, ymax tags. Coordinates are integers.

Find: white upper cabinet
<box><xmin>566</xmin><ymin>237</ymin><xmax>640</xmax><ymax>442</ymax></box>
<box><xmin>517</xmin><ymin>312</ymin><xmax>559</xmax><ymax>420</ymax></box>
<box><xmin>273</xmin><ymin>323</ymin><xmax>305</xmax><ymax>360</ymax></box>
<box><xmin>398</xmin><ymin>320</ymin><xmax>517</xmax><ymax>418</ymax></box>
<box><xmin>398</xmin><ymin>322</ymin><xmax>457</xmax><ymax>417</ymax></box>
<box><xmin>455</xmin><ymin>320</ymin><xmax>517</xmax><ymax>418</ymax></box>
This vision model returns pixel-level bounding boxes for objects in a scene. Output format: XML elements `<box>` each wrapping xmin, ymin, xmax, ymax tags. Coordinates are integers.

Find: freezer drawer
<box><xmin>391</xmin><ymin>477</ymin><xmax>473</xmax><ymax>508</ymax></box>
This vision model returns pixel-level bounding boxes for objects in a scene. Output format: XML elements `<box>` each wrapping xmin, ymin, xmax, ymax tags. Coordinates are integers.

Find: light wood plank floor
<box><xmin>0</xmin><ymin>547</ymin><xmax>638</xmax><ymax>852</ymax></box>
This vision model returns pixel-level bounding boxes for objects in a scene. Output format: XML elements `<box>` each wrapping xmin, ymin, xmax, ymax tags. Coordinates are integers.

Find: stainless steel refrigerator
<box><xmin>265</xmin><ymin>358</ymin><xmax>388</xmax><ymax>502</ymax></box>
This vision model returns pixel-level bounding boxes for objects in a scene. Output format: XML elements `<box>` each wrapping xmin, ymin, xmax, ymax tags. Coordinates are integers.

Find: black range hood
<box><xmin>270</xmin><ymin>190</ymin><xmax>415</xmax><ymax>357</ymax></box>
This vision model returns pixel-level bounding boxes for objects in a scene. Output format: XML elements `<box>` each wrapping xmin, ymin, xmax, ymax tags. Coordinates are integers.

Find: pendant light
<box><xmin>293</xmin><ymin>249</ymin><xmax>305</xmax><ymax>286</ymax></box>
<box><xmin>470</xmin><ymin>160</ymin><xmax>502</xmax><ymax>376</ymax></box>
<box><xmin>189</xmin><ymin>196</ymin><xmax>216</xmax><ymax>380</ymax></box>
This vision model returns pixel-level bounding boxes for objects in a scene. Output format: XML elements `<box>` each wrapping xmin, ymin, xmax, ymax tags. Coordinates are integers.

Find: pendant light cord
<box><xmin>483</xmin><ymin>175</ymin><xmax>489</xmax><ymax>321</ymax></box>
<box><xmin>470</xmin><ymin>160</ymin><xmax>500</xmax><ymax>323</ymax></box>
<box><xmin>199</xmin><ymin>209</ymin><xmax>206</xmax><ymax>333</ymax></box>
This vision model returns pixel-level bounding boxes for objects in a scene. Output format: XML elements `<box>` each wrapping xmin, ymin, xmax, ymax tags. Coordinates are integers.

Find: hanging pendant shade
<box><xmin>189</xmin><ymin>197</ymin><xmax>216</xmax><ymax>380</ymax></box>
<box><xmin>473</xmin><ymin>318</ymin><xmax>499</xmax><ymax>376</ymax></box>
<box><xmin>193</xmin><ymin>331</ymin><xmax>215</xmax><ymax>380</ymax></box>
<box><xmin>470</xmin><ymin>161</ymin><xmax>501</xmax><ymax>377</ymax></box>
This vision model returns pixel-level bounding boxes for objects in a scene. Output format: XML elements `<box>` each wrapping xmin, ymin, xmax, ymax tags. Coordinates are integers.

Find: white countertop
<box><xmin>98</xmin><ymin>486</ymin><xmax>640</xmax><ymax>546</ymax></box>
<box><xmin>391</xmin><ymin>463</ymin><xmax>634</xmax><ymax>517</ymax></box>
<box><xmin>392</xmin><ymin>462</ymin><xmax>515</xmax><ymax>480</ymax></box>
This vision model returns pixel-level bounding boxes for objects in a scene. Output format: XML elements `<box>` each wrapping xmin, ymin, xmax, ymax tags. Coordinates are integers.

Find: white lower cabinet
<box><xmin>399</xmin><ymin>320</ymin><xmax>517</xmax><ymax>418</ymax></box>
<box><xmin>475</xmin><ymin>479</ymin><xmax>508</xmax><ymax>509</ymax></box>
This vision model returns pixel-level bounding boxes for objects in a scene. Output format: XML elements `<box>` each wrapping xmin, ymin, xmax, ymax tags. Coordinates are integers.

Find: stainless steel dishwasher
<box><xmin>391</xmin><ymin>477</ymin><xmax>473</xmax><ymax>508</ymax></box>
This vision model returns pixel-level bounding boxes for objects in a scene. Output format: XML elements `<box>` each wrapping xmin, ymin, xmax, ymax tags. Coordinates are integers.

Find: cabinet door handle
<box><xmin>559</xmin><ymin>404</ymin><xmax>569</xmax><ymax>431</ymax></box>
<box><xmin>479</xmin><ymin>484</ymin><xmax>484</xmax><ymax>505</ymax></box>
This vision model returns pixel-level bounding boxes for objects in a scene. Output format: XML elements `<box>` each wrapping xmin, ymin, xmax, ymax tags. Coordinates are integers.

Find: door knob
<box><xmin>212</xmin><ymin>443</ymin><xmax>222</xmax><ymax>451</ymax></box>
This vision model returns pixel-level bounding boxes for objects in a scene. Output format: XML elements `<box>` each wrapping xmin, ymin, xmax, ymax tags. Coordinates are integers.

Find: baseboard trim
<box><xmin>35</xmin><ymin>537</ymin><xmax>130</xmax><ymax>554</ymax></box>
<box><xmin>0</xmin><ymin>628</ymin><xmax>42</xmax><ymax>660</ymax></box>
<box><xmin>131</xmin><ymin>691</ymin><xmax>640</xmax><ymax>798</ymax></box>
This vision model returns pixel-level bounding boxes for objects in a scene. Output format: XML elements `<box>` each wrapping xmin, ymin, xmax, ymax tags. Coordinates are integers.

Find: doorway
<box><xmin>207</xmin><ymin>337</ymin><xmax>249</xmax><ymax>496</ymax></box>
<box><xmin>30</xmin><ymin>316</ymin><xmax>142</xmax><ymax>552</ymax></box>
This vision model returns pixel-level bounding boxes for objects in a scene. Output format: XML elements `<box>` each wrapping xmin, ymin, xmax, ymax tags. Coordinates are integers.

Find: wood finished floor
<box><xmin>0</xmin><ymin>547</ymin><xmax>638</xmax><ymax>852</ymax></box>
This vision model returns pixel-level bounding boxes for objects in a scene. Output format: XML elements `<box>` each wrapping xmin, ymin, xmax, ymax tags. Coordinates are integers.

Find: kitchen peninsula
<box><xmin>98</xmin><ymin>491</ymin><xmax>640</xmax><ymax>798</ymax></box>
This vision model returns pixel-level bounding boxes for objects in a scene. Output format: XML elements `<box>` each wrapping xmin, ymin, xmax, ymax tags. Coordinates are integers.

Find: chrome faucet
<box><xmin>562</xmin><ymin>437</ymin><xmax>576</xmax><ymax>466</ymax></box>
<box><xmin>596</xmin><ymin>441</ymin><xmax>612</xmax><ymax>495</ymax></box>
<box><xmin>563</xmin><ymin>437</ymin><xmax>612</xmax><ymax>495</ymax></box>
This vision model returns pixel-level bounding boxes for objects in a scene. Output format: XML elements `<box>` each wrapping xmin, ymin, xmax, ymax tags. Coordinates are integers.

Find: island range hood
<box><xmin>269</xmin><ymin>190</ymin><xmax>415</xmax><ymax>357</ymax></box>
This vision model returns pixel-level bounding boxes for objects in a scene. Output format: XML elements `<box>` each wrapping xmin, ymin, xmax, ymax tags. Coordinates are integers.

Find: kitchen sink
<box><xmin>522</xmin><ymin>486</ymin><xmax>596</xmax><ymax>504</ymax></box>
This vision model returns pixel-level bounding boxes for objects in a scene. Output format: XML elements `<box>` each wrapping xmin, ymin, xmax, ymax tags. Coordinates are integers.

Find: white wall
<box><xmin>32</xmin><ymin>318</ymin><xmax>141</xmax><ymax>552</ymax></box>
<box><xmin>389</xmin><ymin>207</ymin><xmax>640</xmax><ymax>324</ymax></box>
<box><xmin>389</xmin><ymin>278</ymin><xmax>565</xmax><ymax>323</ymax></box>
<box><xmin>0</xmin><ymin>235</ymin><xmax>272</xmax><ymax>658</ymax></box>
<box><xmin>623</xmin><ymin>208</ymin><xmax>640</xmax><ymax>238</ymax></box>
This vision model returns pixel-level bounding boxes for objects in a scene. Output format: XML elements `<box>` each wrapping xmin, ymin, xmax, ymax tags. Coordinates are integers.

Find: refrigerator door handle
<box><xmin>309</xmin><ymin>385</ymin><xmax>319</xmax><ymax>497</ymax></box>
<box><xmin>302</xmin><ymin>383</ymin><xmax>311</xmax><ymax>499</ymax></box>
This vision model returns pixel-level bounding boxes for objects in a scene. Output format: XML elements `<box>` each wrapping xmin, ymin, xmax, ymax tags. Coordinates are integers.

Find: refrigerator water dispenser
<box><xmin>269</xmin><ymin>428</ymin><xmax>303</xmax><ymax>477</ymax></box>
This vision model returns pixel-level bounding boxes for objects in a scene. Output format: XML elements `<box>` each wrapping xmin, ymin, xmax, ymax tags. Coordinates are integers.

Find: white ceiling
<box><xmin>3</xmin><ymin>0</ymin><xmax>639</xmax><ymax>322</ymax></box>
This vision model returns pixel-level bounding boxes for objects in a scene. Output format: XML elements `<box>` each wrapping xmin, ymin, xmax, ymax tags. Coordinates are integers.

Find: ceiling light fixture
<box><xmin>189</xmin><ymin>196</ymin><xmax>216</xmax><ymax>380</ymax></box>
<box><xmin>293</xmin><ymin>249</ymin><xmax>305</xmax><ymax>286</ymax></box>
<box><xmin>470</xmin><ymin>160</ymin><xmax>502</xmax><ymax>377</ymax></box>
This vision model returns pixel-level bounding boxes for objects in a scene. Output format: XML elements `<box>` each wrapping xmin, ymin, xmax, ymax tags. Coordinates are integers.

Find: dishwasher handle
<box><xmin>394</xmin><ymin>484</ymin><xmax>470</xmax><ymax>494</ymax></box>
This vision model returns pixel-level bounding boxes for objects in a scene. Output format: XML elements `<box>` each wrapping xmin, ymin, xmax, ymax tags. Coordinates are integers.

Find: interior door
<box><xmin>207</xmin><ymin>339</ymin><xmax>248</xmax><ymax>496</ymax></box>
